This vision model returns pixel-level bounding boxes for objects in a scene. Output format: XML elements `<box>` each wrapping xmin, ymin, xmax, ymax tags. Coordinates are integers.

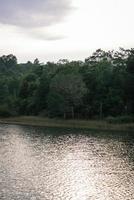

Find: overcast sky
<box><xmin>0</xmin><ymin>0</ymin><xmax>134</xmax><ymax>63</ymax></box>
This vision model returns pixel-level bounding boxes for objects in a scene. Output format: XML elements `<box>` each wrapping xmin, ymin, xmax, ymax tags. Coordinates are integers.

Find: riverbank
<box><xmin>0</xmin><ymin>116</ymin><xmax>134</xmax><ymax>132</ymax></box>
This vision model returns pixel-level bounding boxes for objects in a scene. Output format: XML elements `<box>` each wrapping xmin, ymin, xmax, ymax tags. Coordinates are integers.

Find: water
<box><xmin>0</xmin><ymin>124</ymin><xmax>134</xmax><ymax>200</ymax></box>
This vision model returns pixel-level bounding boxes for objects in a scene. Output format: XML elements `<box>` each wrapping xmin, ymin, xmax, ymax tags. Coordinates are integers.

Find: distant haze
<box><xmin>0</xmin><ymin>0</ymin><xmax>134</xmax><ymax>63</ymax></box>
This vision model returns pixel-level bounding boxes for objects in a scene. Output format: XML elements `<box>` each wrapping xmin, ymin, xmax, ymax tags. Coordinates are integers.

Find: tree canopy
<box><xmin>0</xmin><ymin>49</ymin><xmax>134</xmax><ymax>119</ymax></box>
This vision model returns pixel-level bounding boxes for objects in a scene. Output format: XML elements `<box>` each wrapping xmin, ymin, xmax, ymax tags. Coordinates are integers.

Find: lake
<box><xmin>0</xmin><ymin>124</ymin><xmax>134</xmax><ymax>200</ymax></box>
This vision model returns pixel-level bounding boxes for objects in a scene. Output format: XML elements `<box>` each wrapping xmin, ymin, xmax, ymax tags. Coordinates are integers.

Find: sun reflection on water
<box><xmin>0</xmin><ymin>125</ymin><xmax>134</xmax><ymax>200</ymax></box>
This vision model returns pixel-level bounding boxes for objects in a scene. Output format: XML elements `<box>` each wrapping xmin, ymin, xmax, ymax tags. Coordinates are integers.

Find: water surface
<box><xmin>0</xmin><ymin>124</ymin><xmax>134</xmax><ymax>200</ymax></box>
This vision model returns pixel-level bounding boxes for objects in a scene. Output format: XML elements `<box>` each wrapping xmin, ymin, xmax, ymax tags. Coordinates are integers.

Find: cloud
<box><xmin>27</xmin><ymin>26</ymin><xmax>66</xmax><ymax>40</ymax></box>
<box><xmin>0</xmin><ymin>0</ymin><xmax>72</xmax><ymax>28</ymax></box>
<box><xmin>31</xmin><ymin>32</ymin><xmax>66</xmax><ymax>41</ymax></box>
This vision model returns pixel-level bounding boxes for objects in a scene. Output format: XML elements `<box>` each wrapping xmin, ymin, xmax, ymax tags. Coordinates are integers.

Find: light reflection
<box><xmin>0</xmin><ymin>125</ymin><xmax>134</xmax><ymax>200</ymax></box>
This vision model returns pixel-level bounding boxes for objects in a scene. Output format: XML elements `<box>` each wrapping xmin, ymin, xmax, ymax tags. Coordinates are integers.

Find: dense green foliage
<box><xmin>0</xmin><ymin>48</ymin><xmax>134</xmax><ymax>119</ymax></box>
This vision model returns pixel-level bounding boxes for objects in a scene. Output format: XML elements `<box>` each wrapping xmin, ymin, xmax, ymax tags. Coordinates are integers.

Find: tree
<box><xmin>47</xmin><ymin>92</ymin><xmax>65</xmax><ymax>117</ymax></box>
<box><xmin>19</xmin><ymin>73</ymin><xmax>38</xmax><ymax>114</ymax></box>
<box><xmin>48</xmin><ymin>70</ymin><xmax>87</xmax><ymax>118</ymax></box>
<box><xmin>0</xmin><ymin>80</ymin><xmax>9</xmax><ymax>104</ymax></box>
<box><xmin>125</xmin><ymin>49</ymin><xmax>134</xmax><ymax>113</ymax></box>
<box><xmin>0</xmin><ymin>54</ymin><xmax>17</xmax><ymax>68</ymax></box>
<box><xmin>0</xmin><ymin>48</ymin><xmax>133</xmax><ymax>118</ymax></box>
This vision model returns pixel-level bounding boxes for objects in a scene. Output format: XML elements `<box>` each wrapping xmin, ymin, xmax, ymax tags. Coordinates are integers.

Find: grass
<box><xmin>0</xmin><ymin>116</ymin><xmax>134</xmax><ymax>132</ymax></box>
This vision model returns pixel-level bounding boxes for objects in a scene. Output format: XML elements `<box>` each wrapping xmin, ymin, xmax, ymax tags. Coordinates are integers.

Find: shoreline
<box><xmin>0</xmin><ymin>116</ymin><xmax>134</xmax><ymax>132</ymax></box>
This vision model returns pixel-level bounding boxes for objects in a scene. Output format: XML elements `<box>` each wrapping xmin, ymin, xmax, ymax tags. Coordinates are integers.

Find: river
<box><xmin>0</xmin><ymin>124</ymin><xmax>134</xmax><ymax>200</ymax></box>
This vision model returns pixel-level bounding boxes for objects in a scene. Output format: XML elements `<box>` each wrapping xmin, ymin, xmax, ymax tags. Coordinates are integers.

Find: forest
<box><xmin>0</xmin><ymin>48</ymin><xmax>134</xmax><ymax>121</ymax></box>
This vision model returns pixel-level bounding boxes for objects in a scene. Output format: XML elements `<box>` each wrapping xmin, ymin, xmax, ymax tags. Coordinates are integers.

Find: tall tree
<box><xmin>48</xmin><ymin>70</ymin><xmax>87</xmax><ymax>118</ymax></box>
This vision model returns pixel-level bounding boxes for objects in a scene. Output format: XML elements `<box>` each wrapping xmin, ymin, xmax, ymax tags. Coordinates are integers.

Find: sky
<box><xmin>0</xmin><ymin>0</ymin><xmax>134</xmax><ymax>63</ymax></box>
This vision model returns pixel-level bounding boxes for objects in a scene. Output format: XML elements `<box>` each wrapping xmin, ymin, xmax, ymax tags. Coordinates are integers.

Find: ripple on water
<box><xmin>0</xmin><ymin>124</ymin><xmax>134</xmax><ymax>200</ymax></box>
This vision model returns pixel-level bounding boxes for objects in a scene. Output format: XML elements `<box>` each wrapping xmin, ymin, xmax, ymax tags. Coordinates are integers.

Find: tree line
<box><xmin>0</xmin><ymin>48</ymin><xmax>134</xmax><ymax>119</ymax></box>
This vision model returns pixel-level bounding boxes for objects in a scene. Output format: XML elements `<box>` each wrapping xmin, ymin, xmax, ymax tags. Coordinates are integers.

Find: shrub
<box><xmin>106</xmin><ymin>115</ymin><xmax>134</xmax><ymax>124</ymax></box>
<box><xmin>0</xmin><ymin>105</ymin><xmax>11</xmax><ymax>117</ymax></box>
